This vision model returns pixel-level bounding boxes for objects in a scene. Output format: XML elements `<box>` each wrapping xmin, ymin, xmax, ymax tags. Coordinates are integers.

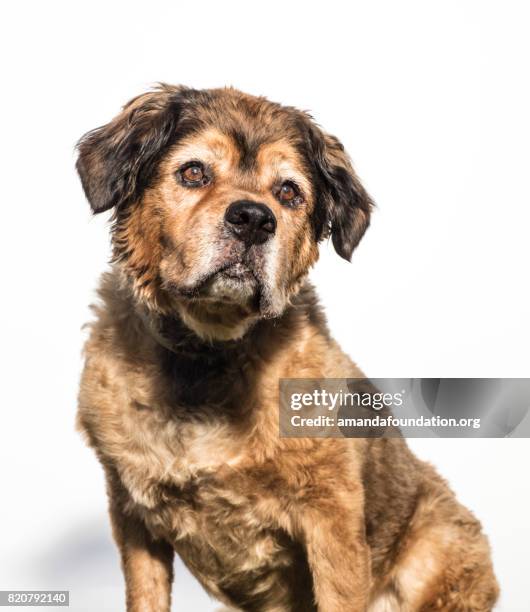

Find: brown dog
<box><xmin>76</xmin><ymin>85</ymin><xmax>499</xmax><ymax>611</ymax></box>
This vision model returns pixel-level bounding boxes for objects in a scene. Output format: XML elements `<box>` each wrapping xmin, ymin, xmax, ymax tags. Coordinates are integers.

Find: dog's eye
<box><xmin>277</xmin><ymin>181</ymin><xmax>304</xmax><ymax>206</ymax></box>
<box><xmin>179</xmin><ymin>162</ymin><xmax>210</xmax><ymax>187</ymax></box>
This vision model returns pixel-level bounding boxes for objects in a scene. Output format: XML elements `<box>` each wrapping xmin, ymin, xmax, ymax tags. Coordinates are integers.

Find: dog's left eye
<box><xmin>178</xmin><ymin>162</ymin><xmax>210</xmax><ymax>187</ymax></box>
<box><xmin>276</xmin><ymin>181</ymin><xmax>304</xmax><ymax>206</ymax></box>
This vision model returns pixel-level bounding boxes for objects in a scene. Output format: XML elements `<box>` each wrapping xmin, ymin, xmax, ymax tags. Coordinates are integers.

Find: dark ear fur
<box><xmin>76</xmin><ymin>85</ymin><xmax>185</xmax><ymax>213</ymax></box>
<box><xmin>308</xmin><ymin>125</ymin><xmax>373</xmax><ymax>261</ymax></box>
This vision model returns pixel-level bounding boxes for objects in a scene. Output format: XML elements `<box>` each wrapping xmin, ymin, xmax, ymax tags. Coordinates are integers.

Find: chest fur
<box><xmin>79</xmin><ymin>326</ymin><xmax>312</xmax><ymax>601</ymax></box>
<box><xmin>103</xmin><ymin>393</ymin><xmax>267</xmax><ymax>536</ymax></box>
<box><xmin>114</xmin><ymin>407</ymin><xmax>300</xmax><ymax>593</ymax></box>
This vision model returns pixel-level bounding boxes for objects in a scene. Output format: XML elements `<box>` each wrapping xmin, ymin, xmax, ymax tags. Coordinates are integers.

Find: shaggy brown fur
<box><xmin>76</xmin><ymin>85</ymin><xmax>499</xmax><ymax>611</ymax></box>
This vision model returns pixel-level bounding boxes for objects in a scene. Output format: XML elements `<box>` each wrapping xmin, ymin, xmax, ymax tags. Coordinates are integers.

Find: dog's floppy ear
<box><xmin>76</xmin><ymin>85</ymin><xmax>184</xmax><ymax>214</ymax></box>
<box><xmin>308</xmin><ymin>125</ymin><xmax>374</xmax><ymax>261</ymax></box>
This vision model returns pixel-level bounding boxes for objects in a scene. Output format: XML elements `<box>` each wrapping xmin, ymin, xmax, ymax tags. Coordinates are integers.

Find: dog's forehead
<box><xmin>170</xmin><ymin>128</ymin><xmax>239</xmax><ymax>166</ymax></box>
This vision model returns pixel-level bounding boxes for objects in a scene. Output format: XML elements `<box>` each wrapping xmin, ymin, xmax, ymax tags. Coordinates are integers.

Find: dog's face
<box><xmin>77</xmin><ymin>86</ymin><xmax>372</xmax><ymax>340</ymax></box>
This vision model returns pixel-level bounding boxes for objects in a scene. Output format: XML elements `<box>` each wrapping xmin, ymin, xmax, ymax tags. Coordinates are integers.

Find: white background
<box><xmin>1</xmin><ymin>1</ymin><xmax>529</xmax><ymax>610</ymax></box>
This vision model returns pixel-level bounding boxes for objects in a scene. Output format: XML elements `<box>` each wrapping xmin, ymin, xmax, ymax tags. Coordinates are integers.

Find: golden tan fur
<box><xmin>76</xmin><ymin>86</ymin><xmax>499</xmax><ymax>611</ymax></box>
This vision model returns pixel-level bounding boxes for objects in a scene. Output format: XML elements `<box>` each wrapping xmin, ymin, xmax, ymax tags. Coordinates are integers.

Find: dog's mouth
<box><xmin>219</xmin><ymin>262</ymin><xmax>256</xmax><ymax>282</ymax></box>
<box><xmin>205</xmin><ymin>260</ymin><xmax>261</xmax><ymax>305</ymax></box>
<box><xmin>169</xmin><ymin>258</ymin><xmax>262</xmax><ymax>306</ymax></box>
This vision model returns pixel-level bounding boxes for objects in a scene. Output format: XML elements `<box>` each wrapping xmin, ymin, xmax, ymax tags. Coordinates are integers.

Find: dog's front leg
<box><xmin>107</xmin><ymin>475</ymin><xmax>174</xmax><ymax>612</ymax></box>
<box><xmin>297</xmin><ymin>500</ymin><xmax>371</xmax><ymax>611</ymax></box>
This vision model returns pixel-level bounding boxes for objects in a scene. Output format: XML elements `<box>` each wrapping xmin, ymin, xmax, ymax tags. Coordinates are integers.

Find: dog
<box><xmin>76</xmin><ymin>85</ymin><xmax>499</xmax><ymax>611</ymax></box>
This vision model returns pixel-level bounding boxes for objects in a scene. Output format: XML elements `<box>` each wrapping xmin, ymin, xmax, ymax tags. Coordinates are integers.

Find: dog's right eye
<box><xmin>178</xmin><ymin>162</ymin><xmax>211</xmax><ymax>187</ymax></box>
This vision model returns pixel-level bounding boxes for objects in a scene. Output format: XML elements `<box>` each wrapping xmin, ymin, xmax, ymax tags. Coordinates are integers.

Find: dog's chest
<box><xmin>147</xmin><ymin>473</ymin><xmax>309</xmax><ymax>609</ymax></box>
<box><xmin>149</xmin><ymin>473</ymin><xmax>291</xmax><ymax>575</ymax></box>
<box><xmin>118</xmin><ymin>408</ymin><xmax>293</xmax><ymax>577</ymax></box>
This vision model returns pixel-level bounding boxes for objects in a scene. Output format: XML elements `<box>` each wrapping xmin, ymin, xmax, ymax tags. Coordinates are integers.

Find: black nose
<box><xmin>224</xmin><ymin>200</ymin><xmax>276</xmax><ymax>245</ymax></box>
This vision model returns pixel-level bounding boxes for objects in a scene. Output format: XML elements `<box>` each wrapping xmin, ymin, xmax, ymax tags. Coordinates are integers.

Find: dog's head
<box><xmin>77</xmin><ymin>85</ymin><xmax>373</xmax><ymax>340</ymax></box>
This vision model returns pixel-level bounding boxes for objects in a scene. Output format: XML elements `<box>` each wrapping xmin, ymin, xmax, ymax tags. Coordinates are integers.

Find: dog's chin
<box><xmin>170</xmin><ymin>264</ymin><xmax>261</xmax><ymax>342</ymax></box>
<box><xmin>165</xmin><ymin>260</ymin><xmax>287</xmax><ymax>342</ymax></box>
<box><xmin>205</xmin><ymin>263</ymin><xmax>260</xmax><ymax>307</ymax></box>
